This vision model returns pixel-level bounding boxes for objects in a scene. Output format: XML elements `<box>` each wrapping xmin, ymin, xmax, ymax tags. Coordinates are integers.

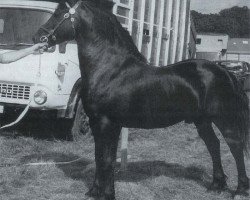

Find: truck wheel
<box><xmin>71</xmin><ymin>99</ymin><xmax>91</xmax><ymax>141</ymax></box>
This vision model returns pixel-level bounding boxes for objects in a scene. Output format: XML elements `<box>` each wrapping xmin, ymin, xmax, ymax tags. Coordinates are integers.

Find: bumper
<box><xmin>0</xmin><ymin>103</ymin><xmax>67</xmax><ymax>119</ymax></box>
<box><xmin>0</xmin><ymin>85</ymin><xmax>70</xmax><ymax>109</ymax></box>
<box><xmin>0</xmin><ymin>85</ymin><xmax>71</xmax><ymax>118</ymax></box>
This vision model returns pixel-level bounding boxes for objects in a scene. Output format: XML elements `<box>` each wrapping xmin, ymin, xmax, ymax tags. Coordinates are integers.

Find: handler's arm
<box><xmin>0</xmin><ymin>43</ymin><xmax>47</xmax><ymax>64</ymax></box>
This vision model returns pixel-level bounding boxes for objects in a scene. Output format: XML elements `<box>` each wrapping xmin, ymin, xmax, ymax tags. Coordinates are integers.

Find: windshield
<box><xmin>0</xmin><ymin>8</ymin><xmax>52</xmax><ymax>50</ymax></box>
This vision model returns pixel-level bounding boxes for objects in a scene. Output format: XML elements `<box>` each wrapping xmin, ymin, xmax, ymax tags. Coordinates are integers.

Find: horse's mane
<box><xmin>81</xmin><ymin>0</ymin><xmax>147</xmax><ymax>62</ymax></box>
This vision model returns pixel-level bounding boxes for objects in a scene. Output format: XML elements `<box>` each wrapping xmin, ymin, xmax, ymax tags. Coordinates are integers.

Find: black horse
<box><xmin>33</xmin><ymin>0</ymin><xmax>249</xmax><ymax>199</ymax></box>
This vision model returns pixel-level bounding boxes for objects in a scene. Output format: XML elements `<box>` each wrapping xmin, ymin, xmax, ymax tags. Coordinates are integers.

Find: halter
<box><xmin>40</xmin><ymin>1</ymin><xmax>82</xmax><ymax>43</ymax></box>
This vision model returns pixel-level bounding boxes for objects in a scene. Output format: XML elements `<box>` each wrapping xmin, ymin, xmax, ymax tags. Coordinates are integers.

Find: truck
<box><xmin>0</xmin><ymin>0</ymin><xmax>88</xmax><ymax>139</ymax></box>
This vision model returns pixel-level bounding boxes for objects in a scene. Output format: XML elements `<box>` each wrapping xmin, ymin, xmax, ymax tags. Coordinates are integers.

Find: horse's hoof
<box><xmin>97</xmin><ymin>195</ymin><xmax>116</xmax><ymax>200</ymax></box>
<box><xmin>233</xmin><ymin>187</ymin><xmax>249</xmax><ymax>198</ymax></box>
<box><xmin>207</xmin><ymin>181</ymin><xmax>228</xmax><ymax>192</ymax></box>
<box><xmin>233</xmin><ymin>178</ymin><xmax>250</xmax><ymax>198</ymax></box>
<box><xmin>86</xmin><ymin>186</ymin><xmax>100</xmax><ymax>197</ymax></box>
<box><xmin>86</xmin><ymin>188</ymin><xmax>115</xmax><ymax>200</ymax></box>
<box><xmin>233</xmin><ymin>190</ymin><xmax>249</xmax><ymax>199</ymax></box>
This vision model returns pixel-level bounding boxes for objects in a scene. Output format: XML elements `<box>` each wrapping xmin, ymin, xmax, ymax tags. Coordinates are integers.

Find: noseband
<box><xmin>40</xmin><ymin>1</ymin><xmax>82</xmax><ymax>43</ymax></box>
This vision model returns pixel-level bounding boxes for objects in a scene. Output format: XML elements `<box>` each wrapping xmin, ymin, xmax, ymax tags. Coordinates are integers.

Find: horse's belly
<box><xmin>116</xmin><ymin>96</ymin><xmax>197</xmax><ymax>128</ymax></box>
<box><xmin>122</xmin><ymin>117</ymin><xmax>184</xmax><ymax>129</ymax></box>
<box><xmin>111</xmin><ymin>110</ymin><xmax>187</xmax><ymax>129</ymax></box>
<box><xmin>88</xmin><ymin>94</ymin><xmax>198</xmax><ymax>128</ymax></box>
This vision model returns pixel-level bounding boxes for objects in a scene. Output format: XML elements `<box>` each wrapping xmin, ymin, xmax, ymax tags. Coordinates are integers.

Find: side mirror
<box><xmin>59</xmin><ymin>42</ymin><xmax>67</xmax><ymax>54</ymax></box>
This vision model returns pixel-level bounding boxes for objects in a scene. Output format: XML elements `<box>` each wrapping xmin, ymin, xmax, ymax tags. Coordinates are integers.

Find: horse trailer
<box><xmin>113</xmin><ymin>0</ymin><xmax>196</xmax><ymax>66</ymax></box>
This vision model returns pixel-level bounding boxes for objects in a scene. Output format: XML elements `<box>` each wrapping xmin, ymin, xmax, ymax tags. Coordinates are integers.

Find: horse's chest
<box><xmin>84</xmin><ymin>84</ymin><xmax>119</xmax><ymax>115</ymax></box>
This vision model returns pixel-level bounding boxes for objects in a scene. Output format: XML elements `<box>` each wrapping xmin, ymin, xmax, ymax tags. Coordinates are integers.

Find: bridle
<box><xmin>40</xmin><ymin>0</ymin><xmax>82</xmax><ymax>43</ymax></box>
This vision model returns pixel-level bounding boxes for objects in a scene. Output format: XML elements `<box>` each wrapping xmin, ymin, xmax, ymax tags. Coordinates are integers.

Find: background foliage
<box><xmin>191</xmin><ymin>6</ymin><xmax>250</xmax><ymax>38</ymax></box>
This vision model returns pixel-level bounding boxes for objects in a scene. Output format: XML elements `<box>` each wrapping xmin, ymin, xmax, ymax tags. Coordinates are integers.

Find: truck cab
<box><xmin>0</xmin><ymin>0</ymin><xmax>85</xmax><ymax>138</ymax></box>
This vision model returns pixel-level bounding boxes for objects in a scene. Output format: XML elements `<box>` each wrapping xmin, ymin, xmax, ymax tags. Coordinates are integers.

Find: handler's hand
<box><xmin>32</xmin><ymin>42</ymin><xmax>48</xmax><ymax>53</ymax></box>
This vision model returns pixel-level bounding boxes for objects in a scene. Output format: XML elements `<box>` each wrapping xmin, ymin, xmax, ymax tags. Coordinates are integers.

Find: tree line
<box><xmin>191</xmin><ymin>6</ymin><xmax>250</xmax><ymax>38</ymax></box>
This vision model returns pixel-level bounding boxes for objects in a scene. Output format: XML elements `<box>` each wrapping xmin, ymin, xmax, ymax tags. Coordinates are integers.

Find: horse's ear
<box><xmin>106</xmin><ymin>1</ymin><xmax>115</xmax><ymax>11</ymax></box>
<box><xmin>99</xmin><ymin>0</ymin><xmax>115</xmax><ymax>12</ymax></box>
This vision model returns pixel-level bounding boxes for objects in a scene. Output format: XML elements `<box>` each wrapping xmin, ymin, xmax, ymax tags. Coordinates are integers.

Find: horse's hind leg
<box><xmin>86</xmin><ymin>116</ymin><xmax>121</xmax><ymax>200</ymax></box>
<box><xmin>195</xmin><ymin>120</ymin><xmax>228</xmax><ymax>191</ymax></box>
<box><xmin>214</xmin><ymin>119</ymin><xmax>249</xmax><ymax>196</ymax></box>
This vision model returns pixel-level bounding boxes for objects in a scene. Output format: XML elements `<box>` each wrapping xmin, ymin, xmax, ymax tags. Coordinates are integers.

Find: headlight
<box><xmin>34</xmin><ymin>90</ymin><xmax>47</xmax><ymax>105</ymax></box>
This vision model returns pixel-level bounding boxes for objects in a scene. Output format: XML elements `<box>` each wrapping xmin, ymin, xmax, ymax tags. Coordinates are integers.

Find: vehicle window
<box><xmin>0</xmin><ymin>8</ymin><xmax>52</xmax><ymax>49</ymax></box>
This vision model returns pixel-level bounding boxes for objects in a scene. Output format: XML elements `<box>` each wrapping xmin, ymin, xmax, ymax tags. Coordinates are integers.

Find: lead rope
<box><xmin>0</xmin><ymin>53</ymin><xmax>42</xmax><ymax>130</ymax></box>
<box><xmin>1</xmin><ymin>0</ymin><xmax>87</xmax><ymax>166</ymax></box>
<box><xmin>0</xmin><ymin>52</ymin><xmax>90</xmax><ymax>167</ymax></box>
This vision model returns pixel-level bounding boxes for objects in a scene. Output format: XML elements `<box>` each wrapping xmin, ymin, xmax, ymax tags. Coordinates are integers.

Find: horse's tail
<box><xmin>229</xmin><ymin>73</ymin><xmax>250</xmax><ymax>155</ymax></box>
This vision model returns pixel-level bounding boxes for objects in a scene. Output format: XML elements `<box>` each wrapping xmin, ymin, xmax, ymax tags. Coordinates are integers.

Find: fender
<box><xmin>64</xmin><ymin>78</ymin><xmax>82</xmax><ymax>119</ymax></box>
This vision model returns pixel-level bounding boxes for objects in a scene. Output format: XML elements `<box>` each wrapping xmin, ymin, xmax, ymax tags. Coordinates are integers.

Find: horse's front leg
<box><xmin>86</xmin><ymin>116</ymin><xmax>121</xmax><ymax>200</ymax></box>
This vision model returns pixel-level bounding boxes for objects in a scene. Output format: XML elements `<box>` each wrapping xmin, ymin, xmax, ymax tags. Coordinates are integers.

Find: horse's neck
<box><xmin>77</xmin><ymin>38</ymin><xmax>131</xmax><ymax>75</ymax></box>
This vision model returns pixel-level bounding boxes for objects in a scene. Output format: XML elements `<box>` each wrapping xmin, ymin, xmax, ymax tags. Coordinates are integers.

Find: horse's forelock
<box><xmin>81</xmin><ymin>0</ymin><xmax>114</xmax><ymax>11</ymax></box>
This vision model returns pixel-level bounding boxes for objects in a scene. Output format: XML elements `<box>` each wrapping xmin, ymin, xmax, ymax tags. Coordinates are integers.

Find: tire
<box><xmin>70</xmin><ymin>99</ymin><xmax>91</xmax><ymax>141</ymax></box>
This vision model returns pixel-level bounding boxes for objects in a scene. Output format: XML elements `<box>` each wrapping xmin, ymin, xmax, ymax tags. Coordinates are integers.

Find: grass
<box><xmin>0</xmin><ymin>122</ymin><xmax>249</xmax><ymax>200</ymax></box>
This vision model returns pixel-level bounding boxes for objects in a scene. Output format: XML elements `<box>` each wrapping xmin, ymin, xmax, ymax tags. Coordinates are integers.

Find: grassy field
<box><xmin>0</xmin><ymin>121</ymin><xmax>249</xmax><ymax>200</ymax></box>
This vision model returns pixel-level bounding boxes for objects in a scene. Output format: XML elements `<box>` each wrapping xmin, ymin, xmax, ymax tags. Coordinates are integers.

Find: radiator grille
<box><xmin>0</xmin><ymin>83</ymin><xmax>30</xmax><ymax>100</ymax></box>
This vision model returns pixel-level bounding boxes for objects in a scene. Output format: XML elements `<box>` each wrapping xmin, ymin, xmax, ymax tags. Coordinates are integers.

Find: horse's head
<box><xmin>33</xmin><ymin>0</ymin><xmax>114</xmax><ymax>46</ymax></box>
<box><xmin>33</xmin><ymin>0</ymin><xmax>82</xmax><ymax>46</ymax></box>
